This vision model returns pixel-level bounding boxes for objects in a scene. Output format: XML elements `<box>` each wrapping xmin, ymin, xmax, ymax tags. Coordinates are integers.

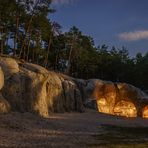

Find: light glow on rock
<box><xmin>114</xmin><ymin>100</ymin><xmax>137</xmax><ymax>117</ymax></box>
<box><xmin>97</xmin><ymin>98</ymin><xmax>110</xmax><ymax>114</ymax></box>
<box><xmin>97</xmin><ymin>98</ymin><xmax>137</xmax><ymax>118</ymax></box>
<box><xmin>142</xmin><ymin>106</ymin><xmax>148</xmax><ymax>118</ymax></box>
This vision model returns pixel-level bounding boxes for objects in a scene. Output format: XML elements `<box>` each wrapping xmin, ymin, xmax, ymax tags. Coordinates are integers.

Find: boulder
<box><xmin>1</xmin><ymin>58</ymin><xmax>84</xmax><ymax>117</ymax></box>
<box><xmin>21</xmin><ymin>62</ymin><xmax>49</xmax><ymax>75</ymax></box>
<box><xmin>21</xmin><ymin>70</ymin><xmax>49</xmax><ymax>117</ymax></box>
<box><xmin>83</xmin><ymin>79</ymin><xmax>117</xmax><ymax>114</ymax></box>
<box><xmin>0</xmin><ymin>57</ymin><xmax>19</xmax><ymax>79</ymax></box>
<box><xmin>61</xmin><ymin>78</ymin><xmax>84</xmax><ymax>112</ymax></box>
<box><xmin>82</xmin><ymin>79</ymin><xmax>148</xmax><ymax>118</ymax></box>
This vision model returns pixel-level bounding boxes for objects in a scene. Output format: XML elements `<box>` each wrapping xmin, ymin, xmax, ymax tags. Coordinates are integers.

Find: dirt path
<box><xmin>0</xmin><ymin>109</ymin><xmax>148</xmax><ymax>148</ymax></box>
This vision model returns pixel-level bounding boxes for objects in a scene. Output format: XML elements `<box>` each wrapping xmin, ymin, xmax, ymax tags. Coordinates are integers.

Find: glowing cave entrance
<box><xmin>97</xmin><ymin>98</ymin><xmax>110</xmax><ymax>114</ymax></box>
<box><xmin>142</xmin><ymin>105</ymin><xmax>148</xmax><ymax>118</ymax></box>
<box><xmin>114</xmin><ymin>100</ymin><xmax>137</xmax><ymax>117</ymax></box>
<box><xmin>97</xmin><ymin>98</ymin><xmax>137</xmax><ymax>117</ymax></box>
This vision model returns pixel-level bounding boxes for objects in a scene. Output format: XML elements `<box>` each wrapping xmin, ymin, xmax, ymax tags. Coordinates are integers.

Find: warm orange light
<box><xmin>142</xmin><ymin>105</ymin><xmax>148</xmax><ymax>118</ymax></box>
<box><xmin>97</xmin><ymin>98</ymin><xmax>137</xmax><ymax>118</ymax></box>
<box><xmin>114</xmin><ymin>100</ymin><xmax>137</xmax><ymax>117</ymax></box>
<box><xmin>97</xmin><ymin>98</ymin><xmax>110</xmax><ymax>114</ymax></box>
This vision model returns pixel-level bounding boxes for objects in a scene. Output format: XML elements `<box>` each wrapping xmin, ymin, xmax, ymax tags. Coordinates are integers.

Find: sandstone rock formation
<box><xmin>0</xmin><ymin>57</ymin><xmax>19</xmax><ymax>79</ymax></box>
<box><xmin>0</xmin><ymin>66</ymin><xmax>10</xmax><ymax>113</ymax></box>
<box><xmin>76</xmin><ymin>79</ymin><xmax>148</xmax><ymax>118</ymax></box>
<box><xmin>0</xmin><ymin>56</ymin><xmax>84</xmax><ymax>117</ymax></box>
<box><xmin>0</xmin><ymin>55</ymin><xmax>148</xmax><ymax>118</ymax></box>
<box><xmin>0</xmin><ymin>93</ymin><xmax>10</xmax><ymax>113</ymax></box>
<box><xmin>0</xmin><ymin>67</ymin><xmax>4</xmax><ymax>90</ymax></box>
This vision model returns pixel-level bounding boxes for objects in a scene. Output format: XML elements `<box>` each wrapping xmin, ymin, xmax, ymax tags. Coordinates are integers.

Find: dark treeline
<box><xmin>0</xmin><ymin>0</ymin><xmax>148</xmax><ymax>90</ymax></box>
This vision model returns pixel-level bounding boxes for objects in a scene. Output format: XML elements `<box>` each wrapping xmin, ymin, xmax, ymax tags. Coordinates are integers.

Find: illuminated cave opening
<box><xmin>114</xmin><ymin>100</ymin><xmax>137</xmax><ymax>117</ymax></box>
<box><xmin>142</xmin><ymin>105</ymin><xmax>148</xmax><ymax>118</ymax></box>
<box><xmin>97</xmin><ymin>98</ymin><xmax>137</xmax><ymax>117</ymax></box>
<box><xmin>97</xmin><ymin>98</ymin><xmax>110</xmax><ymax>114</ymax></box>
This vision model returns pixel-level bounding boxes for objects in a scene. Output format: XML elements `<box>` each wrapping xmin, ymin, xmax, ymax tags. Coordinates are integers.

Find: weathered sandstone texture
<box><xmin>0</xmin><ymin>56</ymin><xmax>148</xmax><ymax>118</ymax></box>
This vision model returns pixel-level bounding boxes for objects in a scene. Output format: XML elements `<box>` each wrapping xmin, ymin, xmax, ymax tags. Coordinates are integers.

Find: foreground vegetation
<box><xmin>0</xmin><ymin>0</ymin><xmax>148</xmax><ymax>90</ymax></box>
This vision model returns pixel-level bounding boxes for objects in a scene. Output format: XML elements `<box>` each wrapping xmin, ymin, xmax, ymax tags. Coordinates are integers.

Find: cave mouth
<box><xmin>142</xmin><ymin>105</ymin><xmax>148</xmax><ymax>118</ymax></box>
<box><xmin>97</xmin><ymin>98</ymin><xmax>110</xmax><ymax>114</ymax></box>
<box><xmin>114</xmin><ymin>100</ymin><xmax>137</xmax><ymax>117</ymax></box>
<box><xmin>97</xmin><ymin>98</ymin><xmax>137</xmax><ymax>118</ymax></box>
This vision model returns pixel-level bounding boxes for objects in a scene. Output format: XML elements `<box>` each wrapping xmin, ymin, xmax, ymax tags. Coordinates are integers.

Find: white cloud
<box><xmin>118</xmin><ymin>30</ymin><xmax>148</xmax><ymax>41</ymax></box>
<box><xmin>52</xmin><ymin>0</ymin><xmax>74</xmax><ymax>5</ymax></box>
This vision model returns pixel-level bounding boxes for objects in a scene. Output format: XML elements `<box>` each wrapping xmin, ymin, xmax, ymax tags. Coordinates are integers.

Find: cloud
<box><xmin>52</xmin><ymin>0</ymin><xmax>74</xmax><ymax>5</ymax></box>
<box><xmin>118</xmin><ymin>30</ymin><xmax>148</xmax><ymax>41</ymax></box>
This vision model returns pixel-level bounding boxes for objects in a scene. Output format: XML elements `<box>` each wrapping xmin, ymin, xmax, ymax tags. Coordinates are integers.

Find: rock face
<box><xmin>0</xmin><ymin>93</ymin><xmax>10</xmax><ymax>113</ymax></box>
<box><xmin>0</xmin><ymin>67</ymin><xmax>4</xmax><ymax>90</ymax></box>
<box><xmin>0</xmin><ymin>57</ymin><xmax>19</xmax><ymax>79</ymax></box>
<box><xmin>0</xmin><ymin>66</ymin><xmax>10</xmax><ymax>113</ymax></box>
<box><xmin>76</xmin><ymin>79</ymin><xmax>148</xmax><ymax>118</ymax></box>
<box><xmin>0</xmin><ymin>56</ymin><xmax>84</xmax><ymax>117</ymax></box>
<box><xmin>0</xmin><ymin>56</ymin><xmax>148</xmax><ymax>118</ymax></box>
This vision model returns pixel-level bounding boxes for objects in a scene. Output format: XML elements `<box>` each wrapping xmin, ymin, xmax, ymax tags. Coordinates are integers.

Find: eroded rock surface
<box><xmin>0</xmin><ymin>67</ymin><xmax>4</xmax><ymax>90</ymax></box>
<box><xmin>0</xmin><ymin>56</ymin><xmax>84</xmax><ymax>117</ymax></box>
<box><xmin>0</xmin><ymin>56</ymin><xmax>148</xmax><ymax>118</ymax></box>
<box><xmin>0</xmin><ymin>66</ymin><xmax>10</xmax><ymax>113</ymax></box>
<box><xmin>76</xmin><ymin>79</ymin><xmax>148</xmax><ymax>118</ymax></box>
<box><xmin>0</xmin><ymin>57</ymin><xmax>19</xmax><ymax>79</ymax></box>
<box><xmin>0</xmin><ymin>93</ymin><xmax>10</xmax><ymax>113</ymax></box>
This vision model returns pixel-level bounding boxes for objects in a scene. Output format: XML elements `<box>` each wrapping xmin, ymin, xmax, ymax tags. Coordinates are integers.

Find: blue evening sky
<box><xmin>50</xmin><ymin>0</ymin><xmax>148</xmax><ymax>56</ymax></box>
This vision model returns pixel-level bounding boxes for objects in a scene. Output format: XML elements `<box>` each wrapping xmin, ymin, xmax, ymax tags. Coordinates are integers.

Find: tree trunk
<box><xmin>44</xmin><ymin>33</ymin><xmax>52</xmax><ymax>68</ymax></box>
<box><xmin>19</xmin><ymin>0</ymin><xmax>40</xmax><ymax>59</ymax></box>
<box><xmin>0</xmin><ymin>40</ymin><xmax>3</xmax><ymax>54</ymax></box>
<box><xmin>55</xmin><ymin>53</ymin><xmax>59</xmax><ymax>70</ymax></box>
<box><xmin>14</xmin><ymin>11</ymin><xmax>19</xmax><ymax>56</ymax></box>
<box><xmin>0</xmin><ymin>26</ymin><xmax>4</xmax><ymax>54</ymax></box>
<box><xmin>66</xmin><ymin>46</ymin><xmax>73</xmax><ymax>75</ymax></box>
<box><xmin>19</xmin><ymin>15</ymin><xmax>34</xmax><ymax>58</ymax></box>
<box><xmin>32</xmin><ymin>47</ymin><xmax>35</xmax><ymax>62</ymax></box>
<box><xmin>26</xmin><ymin>38</ymin><xmax>31</xmax><ymax>61</ymax></box>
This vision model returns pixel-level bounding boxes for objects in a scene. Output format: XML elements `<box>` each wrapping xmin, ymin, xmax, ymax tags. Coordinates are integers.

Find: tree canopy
<box><xmin>0</xmin><ymin>0</ymin><xmax>148</xmax><ymax>91</ymax></box>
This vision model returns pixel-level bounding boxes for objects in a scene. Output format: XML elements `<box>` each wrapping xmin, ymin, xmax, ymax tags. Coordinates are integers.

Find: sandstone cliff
<box><xmin>76</xmin><ymin>79</ymin><xmax>148</xmax><ymax>118</ymax></box>
<box><xmin>0</xmin><ymin>66</ymin><xmax>10</xmax><ymax>113</ymax></box>
<box><xmin>0</xmin><ymin>56</ymin><xmax>148</xmax><ymax>118</ymax></box>
<box><xmin>0</xmin><ymin>56</ymin><xmax>84</xmax><ymax>117</ymax></box>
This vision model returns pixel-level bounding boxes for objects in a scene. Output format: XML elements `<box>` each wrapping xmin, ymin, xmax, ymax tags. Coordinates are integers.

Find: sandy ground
<box><xmin>0</xmin><ymin>109</ymin><xmax>148</xmax><ymax>148</ymax></box>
